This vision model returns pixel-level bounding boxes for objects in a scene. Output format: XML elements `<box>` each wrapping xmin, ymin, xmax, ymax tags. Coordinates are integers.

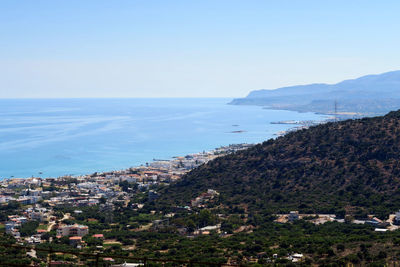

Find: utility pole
<box><xmin>334</xmin><ymin>100</ymin><xmax>338</xmax><ymax>122</ymax></box>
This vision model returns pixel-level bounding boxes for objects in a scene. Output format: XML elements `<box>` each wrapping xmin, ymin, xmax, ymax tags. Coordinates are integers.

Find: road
<box><xmin>47</xmin><ymin>212</ymin><xmax>70</xmax><ymax>232</ymax></box>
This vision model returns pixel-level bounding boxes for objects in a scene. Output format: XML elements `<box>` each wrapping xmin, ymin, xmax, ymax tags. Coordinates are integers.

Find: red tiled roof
<box><xmin>92</xmin><ymin>234</ymin><xmax>104</xmax><ymax>238</ymax></box>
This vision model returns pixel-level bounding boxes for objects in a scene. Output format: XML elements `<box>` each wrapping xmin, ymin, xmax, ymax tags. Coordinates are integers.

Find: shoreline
<box><xmin>0</xmin><ymin>101</ymin><xmax>328</xmax><ymax>180</ymax></box>
<box><xmin>0</xmin><ymin>115</ymin><xmax>330</xmax><ymax>181</ymax></box>
<box><xmin>1</xmin><ymin>143</ymin><xmax>255</xmax><ymax>182</ymax></box>
<box><xmin>2</xmin><ymin>112</ymin><xmax>329</xmax><ymax>180</ymax></box>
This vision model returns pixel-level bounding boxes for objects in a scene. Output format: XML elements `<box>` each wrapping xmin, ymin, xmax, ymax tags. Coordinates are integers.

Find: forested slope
<box><xmin>159</xmin><ymin>110</ymin><xmax>400</xmax><ymax>217</ymax></box>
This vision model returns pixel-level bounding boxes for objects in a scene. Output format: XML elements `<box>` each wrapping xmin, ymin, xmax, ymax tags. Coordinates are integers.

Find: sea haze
<box><xmin>0</xmin><ymin>98</ymin><xmax>327</xmax><ymax>178</ymax></box>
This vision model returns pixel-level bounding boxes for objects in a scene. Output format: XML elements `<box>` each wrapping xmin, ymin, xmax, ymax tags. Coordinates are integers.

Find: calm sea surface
<box><xmin>0</xmin><ymin>98</ymin><xmax>327</xmax><ymax>178</ymax></box>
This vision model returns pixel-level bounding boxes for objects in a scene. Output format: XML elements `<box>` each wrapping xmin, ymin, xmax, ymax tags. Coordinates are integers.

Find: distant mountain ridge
<box><xmin>230</xmin><ymin>70</ymin><xmax>400</xmax><ymax>117</ymax></box>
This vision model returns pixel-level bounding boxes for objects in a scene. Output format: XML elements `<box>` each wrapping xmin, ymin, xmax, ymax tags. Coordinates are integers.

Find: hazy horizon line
<box><xmin>0</xmin><ymin>96</ymin><xmax>238</xmax><ymax>100</ymax></box>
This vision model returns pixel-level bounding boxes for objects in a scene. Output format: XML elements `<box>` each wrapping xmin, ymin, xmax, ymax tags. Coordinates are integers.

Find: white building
<box><xmin>57</xmin><ymin>224</ymin><xmax>89</xmax><ymax>237</ymax></box>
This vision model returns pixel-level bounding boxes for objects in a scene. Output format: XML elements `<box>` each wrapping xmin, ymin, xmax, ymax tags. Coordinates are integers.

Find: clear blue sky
<box><xmin>1</xmin><ymin>0</ymin><xmax>399</xmax><ymax>98</ymax></box>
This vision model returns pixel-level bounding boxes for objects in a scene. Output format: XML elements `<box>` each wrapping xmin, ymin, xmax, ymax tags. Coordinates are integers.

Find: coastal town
<box><xmin>0</xmin><ymin>143</ymin><xmax>257</xmax><ymax>265</ymax></box>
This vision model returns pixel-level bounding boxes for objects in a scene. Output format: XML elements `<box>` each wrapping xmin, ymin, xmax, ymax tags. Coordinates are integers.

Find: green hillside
<box><xmin>159</xmin><ymin>110</ymin><xmax>400</xmax><ymax>217</ymax></box>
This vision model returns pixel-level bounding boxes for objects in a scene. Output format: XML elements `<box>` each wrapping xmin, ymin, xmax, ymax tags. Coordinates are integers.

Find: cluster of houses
<box><xmin>191</xmin><ymin>189</ymin><xmax>220</xmax><ymax>208</ymax></box>
<box><xmin>0</xmin><ymin>144</ymin><xmax>251</xmax><ymax>248</ymax></box>
<box><xmin>6</xmin><ymin>219</ymin><xmax>93</xmax><ymax>246</ymax></box>
<box><xmin>5</xmin><ymin>205</ymin><xmax>54</xmax><ymax>239</ymax></box>
<box><xmin>5</xmin><ymin>215</ymin><xmax>28</xmax><ymax>239</ymax></box>
<box><xmin>274</xmin><ymin>210</ymin><xmax>400</xmax><ymax>232</ymax></box>
<box><xmin>0</xmin><ymin>187</ymin><xmax>43</xmax><ymax>205</ymax></box>
<box><xmin>0</xmin><ymin>144</ymin><xmax>251</xmax><ymax>207</ymax></box>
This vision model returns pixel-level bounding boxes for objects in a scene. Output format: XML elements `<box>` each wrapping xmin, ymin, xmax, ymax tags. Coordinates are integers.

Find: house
<box><xmin>190</xmin><ymin>189</ymin><xmax>219</xmax><ymax>207</ymax></box>
<box><xmin>194</xmin><ymin>224</ymin><xmax>221</xmax><ymax>235</ymax></box>
<box><xmin>10</xmin><ymin>229</ymin><xmax>21</xmax><ymax>239</ymax></box>
<box><xmin>111</xmin><ymin>263</ymin><xmax>143</xmax><ymax>267</ymax></box>
<box><xmin>290</xmin><ymin>253</ymin><xmax>304</xmax><ymax>262</ymax></box>
<box><xmin>9</xmin><ymin>216</ymin><xmax>28</xmax><ymax>224</ymax></box>
<box><xmin>37</xmin><ymin>229</ymin><xmax>47</xmax><ymax>235</ymax></box>
<box><xmin>288</xmin><ymin>211</ymin><xmax>299</xmax><ymax>222</ymax></box>
<box><xmin>57</xmin><ymin>224</ymin><xmax>89</xmax><ymax>237</ymax></box>
<box><xmin>92</xmin><ymin>234</ymin><xmax>104</xmax><ymax>239</ymax></box>
<box><xmin>22</xmin><ymin>189</ymin><xmax>41</xmax><ymax>197</ymax></box>
<box><xmin>17</xmin><ymin>196</ymin><xmax>41</xmax><ymax>205</ymax></box>
<box><xmin>30</xmin><ymin>210</ymin><xmax>47</xmax><ymax>222</ymax></box>
<box><xmin>366</xmin><ymin>217</ymin><xmax>389</xmax><ymax>228</ymax></box>
<box><xmin>5</xmin><ymin>222</ymin><xmax>18</xmax><ymax>233</ymax></box>
<box><xmin>27</xmin><ymin>235</ymin><xmax>41</xmax><ymax>244</ymax></box>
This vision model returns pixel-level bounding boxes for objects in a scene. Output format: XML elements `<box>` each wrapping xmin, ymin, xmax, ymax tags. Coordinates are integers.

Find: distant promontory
<box><xmin>229</xmin><ymin>70</ymin><xmax>400</xmax><ymax>118</ymax></box>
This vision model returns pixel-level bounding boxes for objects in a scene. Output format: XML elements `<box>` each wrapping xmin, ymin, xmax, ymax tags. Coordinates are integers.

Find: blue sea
<box><xmin>0</xmin><ymin>98</ymin><xmax>327</xmax><ymax>178</ymax></box>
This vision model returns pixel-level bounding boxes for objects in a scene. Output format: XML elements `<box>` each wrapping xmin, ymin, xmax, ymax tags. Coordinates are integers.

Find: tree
<box><xmin>20</xmin><ymin>221</ymin><xmax>39</xmax><ymax>237</ymax></box>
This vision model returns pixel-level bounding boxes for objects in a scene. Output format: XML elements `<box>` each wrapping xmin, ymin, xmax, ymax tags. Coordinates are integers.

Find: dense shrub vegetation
<box><xmin>159</xmin><ymin>110</ymin><xmax>400</xmax><ymax>217</ymax></box>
